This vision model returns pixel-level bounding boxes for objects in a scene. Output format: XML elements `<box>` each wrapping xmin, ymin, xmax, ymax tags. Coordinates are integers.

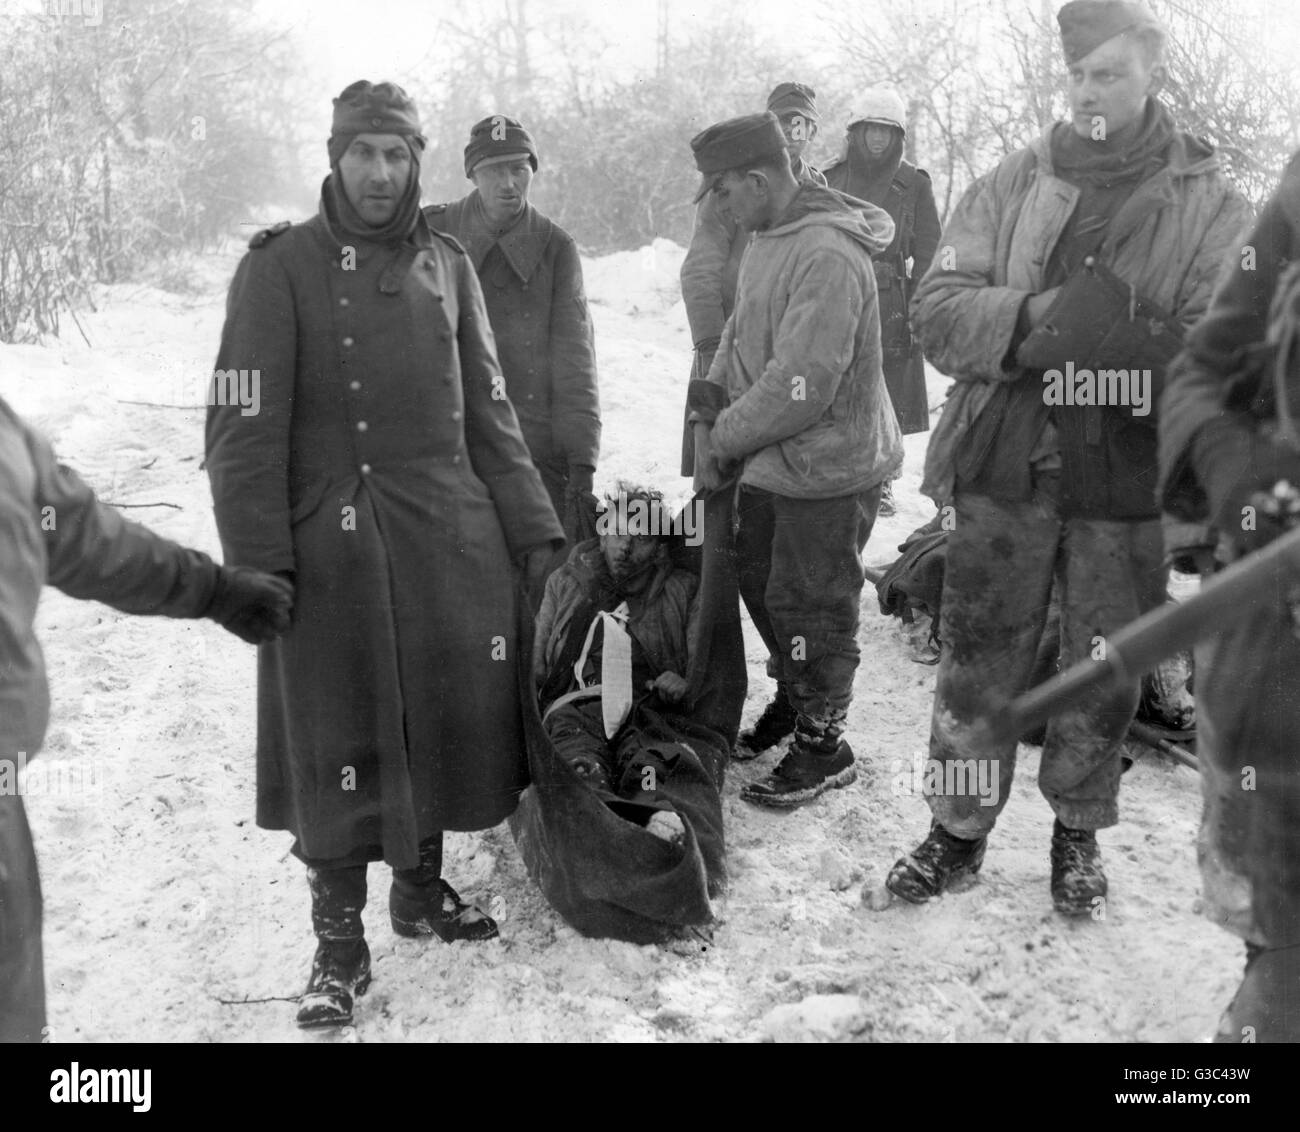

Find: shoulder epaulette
<box><xmin>431</xmin><ymin>228</ymin><xmax>467</xmax><ymax>255</ymax></box>
<box><xmin>248</xmin><ymin>220</ymin><xmax>291</xmax><ymax>249</ymax></box>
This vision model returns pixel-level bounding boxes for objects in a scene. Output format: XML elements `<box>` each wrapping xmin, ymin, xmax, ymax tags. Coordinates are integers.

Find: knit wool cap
<box><xmin>689</xmin><ymin>112</ymin><xmax>789</xmax><ymax>202</ymax></box>
<box><xmin>1057</xmin><ymin>0</ymin><xmax>1161</xmax><ymax>64</ymax></box>
<box><xmin>327</xmin><ymin>80</ymin><xmax>426</xmax><ymax>166</ymax></box>
<box><xmin>464</xmin><ymin>115</ymin><xmax>539</xmax><ymax>178</ymax></box>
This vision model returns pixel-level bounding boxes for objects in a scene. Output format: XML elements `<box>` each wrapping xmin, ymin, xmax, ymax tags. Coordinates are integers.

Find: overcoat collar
<box><xmin>452</xmin><ymin>193</ymin><xmax>554</xmax><ymax>282</ymax></box>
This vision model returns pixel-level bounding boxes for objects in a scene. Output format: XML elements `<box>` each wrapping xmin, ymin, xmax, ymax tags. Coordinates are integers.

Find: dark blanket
<box><xmin>509</xmin><ymin>488</ymin><xmax>746</xmax><ymax>943</ymax></box>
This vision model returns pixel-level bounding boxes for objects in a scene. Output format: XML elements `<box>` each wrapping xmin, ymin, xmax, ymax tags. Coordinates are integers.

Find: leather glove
<box><xmin>1193</xmin><ymin>414</ymin><xmax>1300</xmax><ymax>554</ymax></box>
<box><xmin>206</xmin><ymin>566</ymin><xmax>294</xmax><ymax>644</ymax></box>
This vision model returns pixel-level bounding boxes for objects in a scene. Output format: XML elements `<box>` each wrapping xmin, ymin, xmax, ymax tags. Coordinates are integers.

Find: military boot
<box><xmin>389</xmin><ymin>834</ymin><xmax>498</xmax><ymax>942</ymax></box>
<box><xmin>741</xmin><ymin>720</ymin><xmax>857</xmax><ymax>807</ymax></box>
<box><xmin>886</xmin><ymin>820</ymin><xmax>987</xmax><ymax>903</ymax></box>
<box><xmin>298</xmin><ymin>862</ymin><xmax>370</xmax><ymax>1028</ymax></box>
<box><xmin>1049</xmin><ymin>818</ymin><xmax>1107</xmax><ymax>916</ymax></box>
<box><xmin>735</xmin><ymin>684</ymin><xmax>797</xmax><ymax>759</ymax></box>
<box><xmin>297</xmin><ymin>939</ymin><xmax>372</xmax><ymax>1028</ymax></box>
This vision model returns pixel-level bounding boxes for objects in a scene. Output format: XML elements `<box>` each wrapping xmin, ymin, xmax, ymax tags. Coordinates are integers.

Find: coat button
<box><xmin>349</xmin><ymin>380</ymin><xmax>361</xmax><ymax>391</ymax></box>
<box><xmin>342</xmin><ymin>336</ymin><xmax>355</xmax><ymax>347</ymax></box>
<box><xmin>451</xmin><ymin>410</ymin><xmax>462</xmax><ymax>421</ymax></box>
<box><xmin>451</xmin><ymin>454</ymin><xmax>461</xmax><ymax>464</ymax></box>
<box><xmin>360</xmin><ymin>463</ymin><xmax>372</xmax><ymax>474</ymax></box>
<box><xmin>339</xmin><ymin>297</ymin><xmax>350</xmax><ymax>307</ymax></box>
<box><xmin>357</xmin><ymin>420</ymin><xmax>368</xmax><ymax>432</ymax></box>
<box><xmin>371</xmin><ymin>117</ymin><xmax>382</xmax><ymax>127</ymax></box>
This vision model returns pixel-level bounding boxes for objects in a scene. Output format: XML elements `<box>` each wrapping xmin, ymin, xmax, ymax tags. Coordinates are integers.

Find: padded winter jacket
<box><xmin>702</xmin><ymin>183</ymin><xmax>904</xmax><ymax>499</ymax></box>
<box><xmin>914</xmin><ymin>124</ymin><xmax>1251</xmax><ymax>507</ymax></box>
<box><xmin>679</xmin><ymin>156</ymin><xmax>826</xmax><ymax>349</ymax></box>
<box><xmin>0</xmin><ymin>397</ymin><xmax>219</xmax><ymax>759</ymax></box>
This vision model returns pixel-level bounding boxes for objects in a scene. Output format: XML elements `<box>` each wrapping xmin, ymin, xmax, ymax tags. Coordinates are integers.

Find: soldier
<box><xmin>680</xmin><ymin>81</ymin><xmax>831</xmax><ymax>756</ymax></box>
<box><xmin>206</xmin><ymin>81</ymin><xmax>563</xmax><ymax>1028</ymax></box>
<box><xmin>688</xmin><ymin>112</ymin><xmax>901</xmax><ymax>806</ymax></box>
<box><xmin>1159</xmin><ymin>153</ymin><xmax>1300</xmax><ymax>1041</ymax></box>
<box><xmin>426</xmin><ymin>115</ymin><xmax>600</xmax><ymax>541</ymax></box>
<box><xmin>0</xmin><ymin>397</ymin><xmax>291</xmax><ymax>1042</ymax></box>
<box><xmin>885</xmin><ymin>1</ymin><xmax>1250</xmax><ymax>914</ymax></box>
<box><xmin>824</xmin><ymin>86</ymin><xmax>942</xmax><ymax>516</ymax></box>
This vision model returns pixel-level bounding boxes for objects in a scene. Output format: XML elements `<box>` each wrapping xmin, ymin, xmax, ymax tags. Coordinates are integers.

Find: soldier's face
<box><xmin>712</xmin><ymin>170</ymin><xmax>768</xmax><ymax>232</ymax></box>
<box><xmin>863</xmin><ymin>124</ymin><xmax>894</xmax><ymax>155</ymax></box>
<box><xmin>338</xmin><ymin>133</ymin><xmax>412</xmax><ymax>225</ymax></box>
<box><xmin>471</xmin><ymin>157</ymin><xmax>534</xmax><ymax>224</ymax></box>
<box><xmin>601</xmin><ymin>532</ymin><xmax>660</xmax><ymax>583</ymax></box>
<box><xmin>778</xmin><ymin>112</ymin><xmax>816</xmax><ymax>159</ymax></box>
<box><xmin>1067</xmin><ymin>33</ymin><xmax>1162</xmax><ymax>142</ymax></box>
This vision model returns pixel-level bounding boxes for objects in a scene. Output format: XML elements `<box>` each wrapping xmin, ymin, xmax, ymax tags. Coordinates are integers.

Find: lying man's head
<box><xmin>596</xmin><ymin>483</ymin><xmax>673</xmax><ymax>586</ymax></box>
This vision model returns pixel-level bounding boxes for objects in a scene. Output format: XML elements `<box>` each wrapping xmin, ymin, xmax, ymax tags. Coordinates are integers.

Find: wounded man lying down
<box><xmin>516</xmin><ymin>482</ymin><xmax>729</xmax><ymax>942</ymax></box>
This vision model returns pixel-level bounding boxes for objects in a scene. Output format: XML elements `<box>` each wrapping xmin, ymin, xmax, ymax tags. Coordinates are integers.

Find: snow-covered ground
<box><xmin>1</xmin><ymin>237</ymin><xmax>1239</xmax><ymax>1043</ymax></box>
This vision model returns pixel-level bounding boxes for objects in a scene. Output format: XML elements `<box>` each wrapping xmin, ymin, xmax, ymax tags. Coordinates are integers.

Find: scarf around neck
<box><xmin>1050</xmin><ymin>98</ymin><xmax>1176</xmax><ymax>189</ymax></box>
<box><xmin>319</xmin><ymin>143</ymin><xmax>423</xmax><ymax>248</ymax></box>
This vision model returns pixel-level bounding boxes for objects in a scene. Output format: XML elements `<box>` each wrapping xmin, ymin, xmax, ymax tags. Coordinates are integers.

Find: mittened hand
<box><xmin>207</xmin><ymin>566</ymin><xmax>295</xmax><ymax>644</ymax></box>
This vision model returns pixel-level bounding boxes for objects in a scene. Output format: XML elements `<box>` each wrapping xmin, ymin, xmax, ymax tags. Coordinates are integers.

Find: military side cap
<box><xmin>1057</xmin><ymin>0</ymin><xmax>1160</xmax><ymax>64</ymax></box>
<box><xmin>767</xmin><ymin>81</ymin><xmax>819</xmax><ymax>121</ymax></box>
<box><xmin>690</xmin><ymin>112</ymin><xmax>788</xmax><ymax>203</ymax></box>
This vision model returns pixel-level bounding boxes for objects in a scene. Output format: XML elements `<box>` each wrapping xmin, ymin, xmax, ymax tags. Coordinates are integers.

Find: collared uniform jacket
<box><xmin>205</xmin><ymin>215</ymin><xmax>562</xmax><ymax>869</ymax></box>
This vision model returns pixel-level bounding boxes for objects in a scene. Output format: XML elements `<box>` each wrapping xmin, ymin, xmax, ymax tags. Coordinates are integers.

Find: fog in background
<box><xmin>3</xmin><ymin>0</ymin><xmax>1299</xmax><ymax>340</ymax></box>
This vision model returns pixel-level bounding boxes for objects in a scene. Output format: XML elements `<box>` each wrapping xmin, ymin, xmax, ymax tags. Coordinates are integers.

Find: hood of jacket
<box><xmin>757</xmin><ymin>182</ymin><xmax>895</xmax><ymax>258</ymax></box>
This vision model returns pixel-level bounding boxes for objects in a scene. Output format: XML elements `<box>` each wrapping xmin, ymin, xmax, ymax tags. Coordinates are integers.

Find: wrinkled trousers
<box><xmin>1195</xmin><ymin>579</ymin><xmax>1300</xmax><ymax>950</ymax></box>
<box><xmin>0</xmin><ymin>794</ymin><xmax>45</xmax><ymax>1042</ymax></box>
<box><xmin>734</xmin><ymin>485</ymin><xmax>881</xmax><ymax>735</ymax></box>
<box><xmin>928</xmin><ymin>491</ymin><xmax>1166</xmax><ymax>838</ymax></box>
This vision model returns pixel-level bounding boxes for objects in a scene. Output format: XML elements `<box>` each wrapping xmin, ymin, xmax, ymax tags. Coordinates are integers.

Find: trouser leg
<box><xmin>545</xmin><ymin>701</ymin><xmax>615</xmax><ymax>787</ymax></box>
<box><xmin>391</xmin><ymin>833</ymin><xmax>445</xmax><ymax>901</ymax></box>
<box><xmin>1040</xmin><ymin>516</ymin><xmax>1166</xmax><ymax>830</ymax></box>
<box><xmin>305</xmin><ymin>859</ymin><xmax>368</xmax><ymax>942</ymax></box>
<box><xmin>0</xmin><ymin>794</ymin><xmax>45</xmax><ymax>1043</ymax></box>
<box><xmin>926</xmin><ymin>492</ymin><xmax>1059</xmax><ymax>839</ymax></box>
<box><xmin>764</xmin><ymin>488</ymin><xmax>880</xmax><ymax>743</ymax></box>
<box><xmin>1196</xmin><ymin>588</ymin><xmax>1300</xmax><ymax>949</ymax></box>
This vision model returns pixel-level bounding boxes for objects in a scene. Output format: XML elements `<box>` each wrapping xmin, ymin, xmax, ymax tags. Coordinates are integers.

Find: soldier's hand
<box><xmin>207</xmin><ymin>566</ymin><xmax>294</xmax><ymax>644</ymax></box>
<box><xmin>1197</xmin><ymin>417</ymin><xmax>1300</xmax><ymax>554</ymax></box>
<box><xmin>563</xmin><ymin>464</ymin><xmax>597</xmax><ymax>543</ymax></box>
<box><xmin>647</xmin><ymin>671</ymin><xmax>689</xmax><ymax>703</ymax></box>
<box><xmin>1024</xmin><ymin>287</ymin><xmax>1061</xmax><ymax>329</ymax></box>
<box><xmin>519</xmin><ymin>543</ymin><xmax>555</xmax><ymax>607</ymax></box>
<box><xmin>693</xmin><ymin>425</ymin><xmax>726</xmax><ymax>494</ymax></box>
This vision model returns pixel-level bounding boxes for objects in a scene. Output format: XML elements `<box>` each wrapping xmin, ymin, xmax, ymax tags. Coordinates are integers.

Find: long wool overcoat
<box><xmin>206</xmin><ymin>213</ymin><xmax>562</xmax><ymax>870</ymax></box>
